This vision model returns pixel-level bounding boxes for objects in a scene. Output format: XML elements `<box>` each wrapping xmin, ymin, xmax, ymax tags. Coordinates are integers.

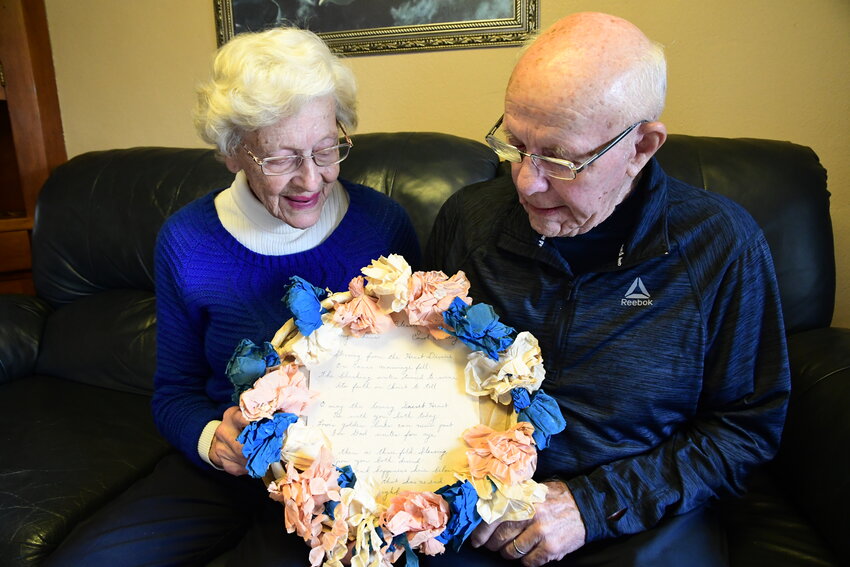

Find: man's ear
<box><xmin>627</xmin><ymin>121</ymin><xmax>667</xmax><ymax>177</ymax></box>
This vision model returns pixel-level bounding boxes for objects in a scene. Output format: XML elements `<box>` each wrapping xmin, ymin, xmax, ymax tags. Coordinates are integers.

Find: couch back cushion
<box><xmin>339</xmin><ymin>132</ymin><xmax>499</xmax><ymax>244</ymax></box>
<box><xmin>32</xmin><ymin>133</ymin><xmax>498</xmax><ymax>307</ymax></box>
<box><xmin>29</xmin><ymin>133</ymin><xmax>832</xmax><ymax>393</ymax></box>
<box><xmin>657</xmin><ymin>135</ymin><xmax>833</xmax><ymax>333</ymax></box>
<box><xmin>30</xmin><ymin>133</ymin><xmax>498</xmax><ymax>393</ymax></box>
<box><xmin>33</xmin><ymin>147</ymin><xmax>232</xmax><ymax>306</ymax></box>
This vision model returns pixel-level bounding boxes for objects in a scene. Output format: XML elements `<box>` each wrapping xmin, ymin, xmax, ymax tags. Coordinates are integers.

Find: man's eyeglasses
<box><xmin>485</xmin><ymin>116</ymin><xmax>647</xmax><ymax>180</ymax></box>
<box><xmin>244</xmin><ymin>122</ymin><xmax>353</xmax><ymax>176</ymax></box>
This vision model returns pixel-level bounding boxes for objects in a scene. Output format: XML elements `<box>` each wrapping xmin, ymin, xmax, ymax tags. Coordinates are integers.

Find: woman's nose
<box><xmin>294</xmin><ymin>157</ymin><xmax>325</xmax><ymax>191</ymax></box>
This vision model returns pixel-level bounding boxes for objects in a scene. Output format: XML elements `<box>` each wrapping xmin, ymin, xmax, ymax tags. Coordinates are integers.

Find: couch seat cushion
<box><xmin>722</xmin><ymin>468</ymin><xmax>840</xmax><ymax>566</ymax></box>
<box><xmin>35</xmin><ymin>289</ymin><xmax>156</xmax><ymax>395</ymax></box>
<box><xmin>0</xmin><ymin>375</ymin><xmax>169</xmax><ymax>566</ymax></box>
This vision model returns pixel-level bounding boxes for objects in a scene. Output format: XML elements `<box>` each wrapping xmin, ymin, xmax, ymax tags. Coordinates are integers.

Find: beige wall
<box><xmin>44</xmin><ymin>0</ymin><xmax>850</xmax><ymax>327</ymax></box>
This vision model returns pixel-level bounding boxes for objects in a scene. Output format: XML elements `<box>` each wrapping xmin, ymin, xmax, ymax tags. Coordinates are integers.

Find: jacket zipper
<box><xmin>554</xmin><ymin>276</ymin><xmax>580</xmax><ymax>373</ymax></box>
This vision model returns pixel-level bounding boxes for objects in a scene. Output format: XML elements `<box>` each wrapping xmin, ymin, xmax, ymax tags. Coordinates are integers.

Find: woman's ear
<box><xmin>627</xmin><ymin>121</ymin><xmax>667</xmax><ymax>178</ymax></box>
<box><xmin>224</xmin><ymin>154</ymin><xmax>242</xmax><ymax>174</ymax></box>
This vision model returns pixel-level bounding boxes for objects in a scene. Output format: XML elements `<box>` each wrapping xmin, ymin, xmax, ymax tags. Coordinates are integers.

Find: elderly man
<box><xmin>425</xmin><ymin>12</ymin><xmax>790</xmax><ymax>567</ymax></box>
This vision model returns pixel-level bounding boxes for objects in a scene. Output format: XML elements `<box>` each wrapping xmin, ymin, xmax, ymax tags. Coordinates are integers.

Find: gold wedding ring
<box><xmin>512</xmin><ymin>539</ymin><xmax>528</xmax><ymax>556</ymax></box>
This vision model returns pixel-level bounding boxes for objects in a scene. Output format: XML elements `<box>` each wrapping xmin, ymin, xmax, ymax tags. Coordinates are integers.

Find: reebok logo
<box><xmin>622</xmin><ymin>277</ymin><xmax>653</xmax><ymax>306</ymax></box>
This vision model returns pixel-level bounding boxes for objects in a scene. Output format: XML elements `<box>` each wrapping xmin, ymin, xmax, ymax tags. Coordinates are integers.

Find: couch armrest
<box><xmin>0</xmin><ymin>294</ymin><xmax>52</xmax><ymax>383</ymax></box>
<box><xmin>776</xmin><ymin>327</ymin><xmax>850</xmax><ymax>559</ymax></box>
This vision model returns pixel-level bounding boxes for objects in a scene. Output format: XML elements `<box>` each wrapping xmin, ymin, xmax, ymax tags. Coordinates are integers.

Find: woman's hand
<box><xmin>209</xmin><ymin>406</ymin><xmax>250</xmax><ymax>476</ymax></box>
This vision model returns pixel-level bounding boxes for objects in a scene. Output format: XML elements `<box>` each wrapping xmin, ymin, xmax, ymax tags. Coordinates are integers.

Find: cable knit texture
<box><xmin>152</xmin><ymin>180</ymin><xmax>420</xmax><ymax>468</ymax></box>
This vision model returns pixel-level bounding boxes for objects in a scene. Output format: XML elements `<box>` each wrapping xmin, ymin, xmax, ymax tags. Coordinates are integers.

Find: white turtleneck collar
<box><xmin>214</xmin><ymin>170</ymin><xmax>349</xmax><ymax>255</ymax></box>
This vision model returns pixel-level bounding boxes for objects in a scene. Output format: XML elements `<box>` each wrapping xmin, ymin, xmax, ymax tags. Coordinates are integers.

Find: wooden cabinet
<box><xmin>0</xmin><ymin>0</ymin><xmax>66</xmax><ymax>294</ymax></box>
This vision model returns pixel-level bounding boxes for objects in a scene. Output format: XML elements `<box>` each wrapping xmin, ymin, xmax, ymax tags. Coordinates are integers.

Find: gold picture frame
<box><xmin>214</xmin><ymin>0</ymin><xmax>538</xmax><ymax>55</ymax></box>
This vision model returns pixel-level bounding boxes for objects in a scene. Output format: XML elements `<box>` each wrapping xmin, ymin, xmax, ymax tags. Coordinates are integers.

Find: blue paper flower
<box><xmin>282</xmin><ymin>276</ymin><xmax>327</xmax><ymax>336</ymax></box>
<box><xmin>518</xmin><ymin>390</ymin><xmax>566</xmax><ymax>450</ymax></box>
<box><xmin>226</xmin><ymin>338</ymin><xmax>280</xmax><ymax>403</ymax></box>
<box><xmin>395</xmin><ymin>535</ymin><xmax>418</xmax><ymax>566</ymax></box>
<box><xmin>440</xmin><ymin>297</ymin><xmax>515</xmax><ymax>361</ymax></box>
<box><xmin>511</xmin><ymin>388</ymin><xmax>531</xmax><ymax>411</ymax></box>
<box><xmin>435</xmin><ymin>480</ymin><xmax>483</xmax><ymax>552</ymax></box>
<box><xmin>337</xmin><ymin>465</ymin><xmax>357</xmax><ymax>489</ymax></box>
<box><xmin>237</xmin><ymin>412</ymin><xmax>298</xmax><ymax>478</ymax></box>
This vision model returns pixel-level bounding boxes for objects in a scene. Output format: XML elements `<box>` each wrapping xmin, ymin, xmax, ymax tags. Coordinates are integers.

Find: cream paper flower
<box><xmin>465</xmin><ymin>331</ymin><xmax>545</xmax><ymax>404</ymax></box>
<box><xmin>338</xmin><ymin>474</ymin><xmax>387</xmax><ymax>567</ymax></box>
<box><xmin>469</xmin><ymin>476</ymin><xmax>548</xmax><ymax>525</ymax></box>
<box><xmin>342</xmin><ymin>472</ymin><xmax>383</xmax><ymax>519</ymax></box>
<box><xmin>284</xmin><ymin>312</ymin><xmax>345</xmax><ymax>367</ymax></box>
<box><xmin>349</xmin><ymin>513</ymin><xmax>387</xmax><ymax>567</ymax></box>
<box><xmin>362</xmin><ymin>254</ymin><xmax>412</xmax><ymax>313</ymax></box>
<box><xmin>281</xmin><ymin>420</ymin><xmax>333</xmax><ymax>471</ymax></box>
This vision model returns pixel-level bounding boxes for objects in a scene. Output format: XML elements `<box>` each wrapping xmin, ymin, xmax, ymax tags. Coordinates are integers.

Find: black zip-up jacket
<box><xmin>424</xmin><ymin>158</ymin><xmax>790</xmax><ymax>542</ymax></box>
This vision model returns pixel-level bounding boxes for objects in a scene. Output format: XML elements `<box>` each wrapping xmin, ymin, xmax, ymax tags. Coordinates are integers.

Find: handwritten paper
<box><xmin>305</xmin><ymin>321</ymin><xmax>479</xmax><ymax>495</ymax></box>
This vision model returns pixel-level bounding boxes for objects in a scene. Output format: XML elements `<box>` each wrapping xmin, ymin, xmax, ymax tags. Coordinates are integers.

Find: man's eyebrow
<box><xmin>550</xmin><ymin>143</ymin><xmax>571</xmax><ymax>159</ymax></box>
<box><xmin>502</xmin><ymin>126</ymin><xmax>577</xmax><ymax>160</ymax></box>
<box><xmin>540</xmin><ymin>141</ymin><xmax>581</xmax><ymax>161</ymax></box>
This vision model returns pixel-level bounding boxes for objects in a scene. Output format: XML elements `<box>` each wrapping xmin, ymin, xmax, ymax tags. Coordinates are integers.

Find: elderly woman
<box><xmin>155</xmin><ymin>26</ymin><xmax>418</xmax><ymax>477</ymax></box>
<box><xmin>46</xmin><ymin>28</ymin><xmax>418</xmax><ymax>566</ymax></box>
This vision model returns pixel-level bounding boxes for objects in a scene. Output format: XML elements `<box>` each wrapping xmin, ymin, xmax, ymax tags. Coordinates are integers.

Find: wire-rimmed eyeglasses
<box><xmin>485</xmin><ymin>115</ymin><xmax>648</xmax><ymax>180</ymax></box>
<box><xmin>243</xmin><ymin>122</ymin><xmax>353</xmax><ymax>176</ymax></box>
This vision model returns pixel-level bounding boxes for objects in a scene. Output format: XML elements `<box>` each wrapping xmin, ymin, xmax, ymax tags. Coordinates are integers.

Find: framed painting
<box><xmin>214</xmin><ymin>0</ymin><xmax>538</xmax><ymax>55</ymax></box>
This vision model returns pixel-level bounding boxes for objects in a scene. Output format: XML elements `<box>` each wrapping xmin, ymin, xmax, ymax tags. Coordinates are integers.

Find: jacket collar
<box><xmin>496</xmin><ymin>157</ymin><xmax>671</xmax><ymax>273</ymax></box>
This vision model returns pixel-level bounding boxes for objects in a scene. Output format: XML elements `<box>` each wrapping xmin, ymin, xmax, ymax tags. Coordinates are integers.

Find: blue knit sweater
<box><xmin>152</xmin><ymin>180</ymin><xmax>420</xmax><ymax>467</ymax></box>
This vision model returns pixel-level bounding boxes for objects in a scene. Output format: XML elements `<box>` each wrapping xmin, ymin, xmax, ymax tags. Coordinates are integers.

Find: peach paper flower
<box><xmin>267</xmin><ymin>447</ymin><xmax>346</xmax><ymax>566</ymax></box>
<box><xmin>239</xmin><ymin>362</ymin><xmax>318</xmax><ymax>421</ymax></box>
<box><xmin>383</xmin><ymin>491</ymin><xmax>450</xmax><ymax>556</ymax></box>
<box><xmin>362</xmin><ymin>254</ymin><xmax>412</xmax><ymax>313</ymax></box>
<box><xmin>463</xmin><ymin>422</ymin><xmax>537</xmax><ymax>485</ymax></box>
<box><xmin>332</xmin><ymin>276</ymin><xmax>395</xmax><ymax>337</ymax></box>
<box><xmin>406</xmin><ymin>270</ymin><xmax>472</xmax><ymax>339</ymax></box>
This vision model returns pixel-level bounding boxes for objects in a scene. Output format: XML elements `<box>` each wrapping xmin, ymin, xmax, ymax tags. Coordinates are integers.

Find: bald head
<box><xmin>496</xmin><ymin>13</ymin><xmax>668</xmax><ymax>238</ymax></box>
<box><xmin>507</xmin><ymin>12</ymin><xmax>666</xmax><ymax>130</ymax></box>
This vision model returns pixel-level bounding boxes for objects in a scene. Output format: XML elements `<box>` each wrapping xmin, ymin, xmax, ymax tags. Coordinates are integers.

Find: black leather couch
<box><xmin>0</xmin><ymin>132</ymin><xmax>847</xmax><ymax>566</ymax></box>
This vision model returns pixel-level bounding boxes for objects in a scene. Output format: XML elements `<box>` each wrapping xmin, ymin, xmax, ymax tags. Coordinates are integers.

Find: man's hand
<box><xmin>208</xmin><ymin>406</ymin><xmax>250</xmax><ymax>476</ymax></box>
<box><xmin>470</xmin><ymin>480</ymin><xmax>586</xmax><ymax>566</ymax></box>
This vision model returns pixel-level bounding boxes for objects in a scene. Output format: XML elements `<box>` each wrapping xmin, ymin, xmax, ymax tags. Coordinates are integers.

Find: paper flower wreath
<box><xmin>225</xmin><ymin>254</ymin><xmax>566</xmax><ymax>567</ymax></box>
